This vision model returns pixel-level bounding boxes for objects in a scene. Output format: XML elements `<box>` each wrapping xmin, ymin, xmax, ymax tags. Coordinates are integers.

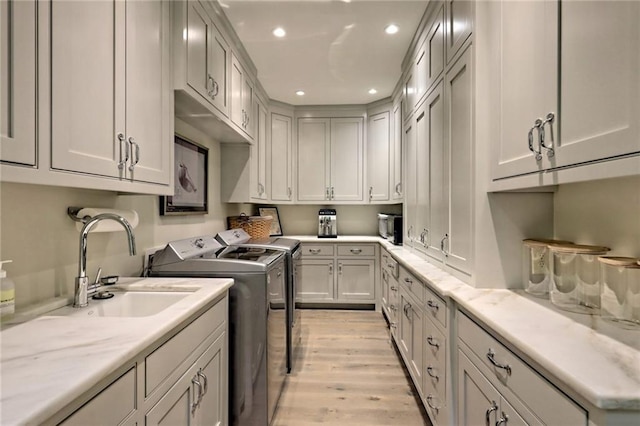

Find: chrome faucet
<box><xmin>74</xmin><ymin>213</ymin><xmax>137</xmax><ymax>307</ymax></box>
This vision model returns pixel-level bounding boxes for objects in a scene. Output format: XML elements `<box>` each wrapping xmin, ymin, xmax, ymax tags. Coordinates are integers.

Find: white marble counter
<box><xmin>290</xmin><ymin>235</ymin><xmax>640</xmax><ymax>411</ymax></box>
<box><xmin>288</xmin><ymin>235</ymin><xmax>384</xmax><ymax>243</ymax></box>
<box><xmin>0</xmin><ymin>277</ymin><xmax>233</xmax><ymax>425</ymax></box>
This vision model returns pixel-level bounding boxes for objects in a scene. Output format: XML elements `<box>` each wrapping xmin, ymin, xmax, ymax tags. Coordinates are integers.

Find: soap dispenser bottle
<box><xmin>0</xmin><ymin>260</ymin><xmax>15</xmax><ymax>320</ymax></box>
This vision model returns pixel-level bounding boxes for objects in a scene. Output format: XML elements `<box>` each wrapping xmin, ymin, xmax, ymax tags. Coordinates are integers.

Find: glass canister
<box><xmin>549</xmin><ymin>243</ymin><xmax>611</xmax><ymax>314</ymax></box>
<box><xmin>522</xmin><ymin>239</ymin><xmax>572</xmax><ymax>297</ymax></box>
<box><xmin>599</xmin><ymin>257</ymin><xmax>640</xmax><ymax>328</ymax></box>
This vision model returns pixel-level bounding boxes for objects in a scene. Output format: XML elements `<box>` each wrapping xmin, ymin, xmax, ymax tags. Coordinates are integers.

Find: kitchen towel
<box><xmin>74</xmin><ymin>208</ymin><xmax>139</xmax><ymax>233</ymax></box>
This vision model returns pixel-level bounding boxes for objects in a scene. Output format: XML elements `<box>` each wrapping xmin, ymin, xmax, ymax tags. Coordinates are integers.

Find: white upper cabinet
<box><xmin>250</xmin><ymin>98</ymin><xmax>268</xmax><ymax>201</ymax></box>
<box><xmin>50</xmin><ymin>0</ymin><xmax>171</xmax><ymax>186</ymax></box>
<box><xmin>445</xmin><ymin>0</ymin><xmax>473</xmax><ymax>63</ymax></box>
<box><xmin>270</xmin><ymin>112</ymin><xmax>294</xmax><ymax>202</ymax></box>
<box><xmin>404</xmin><ymin>118</ymin><xmax>417</xmax><ymax>245</ymax></box>
<box><xmin>424</xmin><ymin>83</ymin><xmax>445</xmax><ymax>261</ymax></box>
<box><xmin>491</xmin><ymin>0</ymin><xmax>557</xmax><ymax>180</ymax></box>
<box><xmin>392</xmin><ymin>100</ymin><xmax>403</xmax><ymax>201</ymax></box>
<box><xmin>426</xmin><ymin>6</ymin><xmax>445</xmax><ymax>94</ymax></box>
<box><xmin>367</xmin><ymin>111</ymin><xmax>390</xmax><ymax>202</ymax></box>
<box><xmin>0</xmin><ymin>0</ymin><xmax>37</xmax><ymax>167</ymax></box>
<box><xmin>183</xmin><ymin>0</ymin><xmax>229</xmax><ymax>117</ymax></box>
<box><xmin>297</xmin><ymin>117</ymin><xmax>363</xmax><ymax>203</ymax></box>
<box><xmin>491</xmin><ymin>0</ymin><xmax>640</xmax><ymax>185</ymax></box>
<box><xmin>230</xmin><ymin>53</ymin><xmax>254</xmax><ymax>140</ymax></box>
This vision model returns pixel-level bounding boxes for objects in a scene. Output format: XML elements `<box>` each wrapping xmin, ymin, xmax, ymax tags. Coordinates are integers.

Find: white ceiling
<box><xmin>220</xmin><ymin>0</ymin><xmax>429</xmax><ymax>105</ymax></box>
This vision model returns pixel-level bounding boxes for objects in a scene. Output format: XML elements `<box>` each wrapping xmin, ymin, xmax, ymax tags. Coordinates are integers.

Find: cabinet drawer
<box><xmin>146</xmin><ymin>298</ymin><xmax>226</xmax><ymax>397</ymax></box>
<box><xmin>301</xmin><ymin>243</ymin><xmax>334</xmax><ymax>257</ymax></box>
<box><xmin>61</xmin><ymin>367</ymin><xmax>136</xmax><ymax>426</ymax></box>
<box><xmin>337</xmin><ymin>244</ymin><xmax>375</xmax><ymax>257</ymax></box>
<box><xmin>458</xmin><ymin>313</ymin><xmax>587</xmax><ymax>425</ymax></box>
<box><xmin>424</xmin><ymin>286</ymin><xmax>447</xmax><ymax>330</ymax></box>
<box><xmin>399</xmin><ymin>267</ymin><xmax>424</xmax><ymax>303</ymax></box>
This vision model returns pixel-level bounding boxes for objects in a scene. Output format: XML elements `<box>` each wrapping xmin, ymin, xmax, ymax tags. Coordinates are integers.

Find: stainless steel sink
<box><xmin>48</xmin><ymin>291</ymin><xmax>193</xmax><ymax>318</ymax></box>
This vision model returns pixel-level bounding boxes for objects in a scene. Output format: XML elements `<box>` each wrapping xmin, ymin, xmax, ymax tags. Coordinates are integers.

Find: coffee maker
<box><xmin>318</xmin><ymin>209</ymin><xmax>337</xmax><ymax>238</ymax></box>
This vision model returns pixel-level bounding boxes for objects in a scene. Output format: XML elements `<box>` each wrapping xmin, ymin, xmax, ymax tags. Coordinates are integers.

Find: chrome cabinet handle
<box><xmin>403</xmin><ymin>303</ymin><xmax>412</xmax><ymax>320</ymax></box>
<box><xmin>427</xmin><ymin>299</ymin><xmax>439</xmax><ymax>311</ymax></box>
<box><xmin>496</xmin><ymin>412</ymin><xmax>509</xmax><ymax>426</ymax></box>
<box><xmin>212</xmin><ymin>79</ymin><xmax>219</xmax><ymax>99</ymax></box>
<box><xmin>426</xmin><ymin>395</ymin><xmax>440</xmax><ymax>412</ymax></box>
<box><xmin>191</xmin><ymin>377</ymin><xmax>202</xmax><ymax>414</ymax></box>
<box><xmin>389</xmin><ymin>304</ymin><xmax>397</xmax><ymax>311</ymax></box>
<box><xmin>407</xmin><ymin>225</ymin><xmax>413</xmax><ymax>241</ymax></box>
<box><xmin>404</xmin><ymin>277</ymin><xmax>413</xmax><ymax>287</ymax></box>
<box><xmin>487</xmin><ymin>348</ymin><xmax>512</xmax><ymax>376</ymax></box>
<box><xmin>338</xmin><ymin>263</ymin><xmax>342</xmax><ymax>274</ymax></box>
<box><xmin>486</xmin><ymin>401</ymin><xmax>498</xmax><ymax>426</ymax></box>
<box><xmin>369</xmin><ymin>186</ymin><xmax>373</xmax><ymax>200</ymax></box>
<box><xmin>541</xmin><ymin>112</ymin><xmax>555</xmax><ymax>157</ymax></box>
<box><xmin>287</xmin><ymin>187</ymin><xmax>292</xmax><ymax>199</ymax></box>
<box><xmin>440</xmin><ymin>234</ymin><xmax>449</xmax><ymax>257</ymax></box>
<box><xmin>309</xmin><ymin>248</ymin><xmax>321</xmax><ymax>254</ymax></box>
<box><xmin>395</xmin><ymin>182</ymin><xmax>402</xmax><ymax>194</ymax></box>
<box><xmin>197</xmin><ymin>369</ymin><xmax>208</xmax><ymax>396</ymax></box>
<box><xmin>330</xmin><ymin>186</ymin><xmax>335</xmax><ymax>199</ymax></box>
<box><xmin>128</xmin><ymin>137</ymin><xmax>140</xmax><ymax>172</ymax></box>
<box><xmin>325</xmin><ymin>187</ymin><xmax>330</xmax><ymax>200</ymax></box>
<box><xmin>528</xmin><ymin>119</ymin><xmax>543</xmax><ymax>161</ymax></box>
<box><xmin>426</xmin><ymin>366</ymin><xmax>439</xmax><ymax>381</ymax></box>
<box><xmin>258</xmin><ymin>183</ymin><xmax>264</xmax><ymax>195</ymax></box>
<box><xmin>328</xmin><ymin>263</ymin><xmax>333</xmax><ymax>274</ymax></box>
<box><xmin>390</xmin><ymin>322</ymin><xmax>397</xmax><ymax>329</ymax></box>
<box><xmin>117</xmin><ymin>133</ymin><xmax>128</xmax><ymax>170</ymax></box>
<box><xmin>207</xmin><ymin>74</ymin><xmax>215</xmax><ymax>97</ymax></box>
<box><xmin>350</xmin><ymin>248</ymin><xmax>362</xmax><ymax>254</ymax></box>
<box><xmin>390</xmin><ymin>286</ymin><xmax>398</xmax><ymax>292</ymax></box>
<box><xmin>426</xmin><ymin>336</ymin><xmax>439</xmax><ymax>348</ymax></box>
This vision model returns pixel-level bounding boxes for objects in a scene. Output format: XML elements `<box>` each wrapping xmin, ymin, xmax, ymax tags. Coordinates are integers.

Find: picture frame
<box><xmin>258</xmin><ymin>207</ymin><xmax>283</xmax><ymax>236</ymax></box>
<box><xmin>160</xmin><ymin>135</ymin><xmax>209</xmax><ymax>215</ymax></box>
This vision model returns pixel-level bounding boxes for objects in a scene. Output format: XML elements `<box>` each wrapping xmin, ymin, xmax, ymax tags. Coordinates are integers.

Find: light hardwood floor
<box><xmin>273</xmin><ymin>310</ymin><xmax>431</xmax><ymax>426</ymax></box>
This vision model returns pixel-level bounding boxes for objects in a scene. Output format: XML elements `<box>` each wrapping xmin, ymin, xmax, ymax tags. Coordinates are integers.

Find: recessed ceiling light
<box><xmin>296</xmin><ymin>90</ymin><xmax>305</xmax><ymax>96</ymax></box>
<box><xmin>385</xmin><ymin>24</ymin><xmax>399</xmax><ymax>35</ymax></box>
<box><xmin>273</xmin><ymin>27</ymin><xmax>286</xmax><ymax>38</ymax></box>
<box><xmin>368</xmin><ymin>88</ymin><xmax>378</xmax><ymax>95</ymax></box>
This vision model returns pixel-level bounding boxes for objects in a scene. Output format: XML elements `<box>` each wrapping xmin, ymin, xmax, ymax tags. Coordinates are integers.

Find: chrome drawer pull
<box><xmin>487</xmin><ymin>349</ymin><xmax>512</xmax><ymax>376</ymax></box>
<box><xmin>426</xmin><ymin>395</ymin><xmax>440</xmax><ymax>412</ymax></box>
<box><xmin>390</xmin><ymin>286</ymin><xmax>398</xmax><ymax>292</ymax></box>
<box><xmin>486</xmin><ymin>401</ymin><xmax>498</xmax><ymax>426</ymax></box>
<box><xmin>197</xmin><ymin>369</ymin><xmax>208</xmax><ymax>396</ymax></box>
<box><xmin>309</xmin><ymin>248</ymin><xmax>320</xmax><ymax>254</ymax></box>
<box><xmin>426</xmin><ymin>336</ymin><xmax>439</xmax><ymax>348</ymax></box>
<box><xmin>426</xmin><ymin>366</ymin><xmax>439</xmax><ymax>381</ymax></box>
<box><xmin>427</xmin><ymin>299</ymin><xmax>439</xmax><ymax>311</ymax></box>
<box><xmin>191</xmin><ymin>377</ymin><xmax>202</xmax><ymax>414</ymax></box>
<box><xmin>496</xmin><ymin>412</ymin><xmax>509</xmax><ymax>426</ymax></box>
<box><xmin>404</xmin><ymin>277</ymin><xmax>413</xmax><ymax>286</ymax></box>
<box><xmin>350</xmin><ymin>248</ymin><xmax>362</xmax><ymax>254</ymax></box>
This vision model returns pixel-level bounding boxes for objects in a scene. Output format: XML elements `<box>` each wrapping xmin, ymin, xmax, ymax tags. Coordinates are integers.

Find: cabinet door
<box><xmin>425</xmin><ymin>83</ymin><xmax>446</xmax><ymax>261</ymax></box>
<box><xmin>242</xmin><ymin>77</ymin><xmax>254</xmax><ymax>138</ymax></box>
<box><xmin>208</xmin><ymin>20</ymin><xmax>229</xmax><ymax>117</ymax></box>
<box><xmin>250</xmin><ymin>99</ymin><xmax>268</xmax><ymax>200</ymax></box>
<box><xmin>125</xmin><ymin>0</ymin><xmax>171</xmax><ymax>185</ymax></box>
<box><xmin>381</xmin><ymin>268</ymin><xmax>390</xmax><ymax>312</ymax></box>
<box><xmin>230</xmin><ymin>54</ymin><xmax>244</xmax><ymax>130</ymax></box>
<box><xmin>193</xmin><ymin>334</ymin><xmax>227</xmax><ymax>426</ymax></box>
<box><xmin>414</xmin><ymin>101</ymin><xmax>430</xmax><ymax>253</ymax></box>
<box><xmin>409</xmin><ymin>304</ymin><xmax>423</xmax><ymax>394</ymax></box>
<box><xmin>146</xmin><ymin>377</ymin><xmax>194</xmax><ymax>426</ymax></box>
<box><xmin>392</xmin><ymin>101</ymin><xmax>403</xmax><ymax>200</ymax></box>
<box><xmin>414</xmin><ymin>40</ymin><xmax>428</xmax><ymax>108</ymax></box>
<box><xmin>557</xmin><ymin>1</ymin><xmax>640</xmax><ymax>166</ymax></box>
<box><xmin>426</xmin><ymin>6</ymin><xmax>445</xmax><ymax>93</ymax></box>
<box><xmin>492</xmin><ymin>0</ymin><xmax>558</xmax><ymax>180</ymax></box>
<box><xmin>367</xmin><ymin>111</ymin><xmax>390</xmax><ymax>202</ymax></box>
<box><xmin>445</xmin><ymin>46</ymin><xmax>473</xmax><ymax>275</ymax></box>
<box><xmin>270</xmin><ymin>113</ymin><xmax>293</xmax><ymax>202</ymax></box>
<box><xmin>458</xmin><ymin>351</ymin><xmax>501</xmax><ymax>426</ymax></box>
<box><xmin>185</xmin><ymin>1</ymin><xmax>211</xmax><ymax>105</ymax></box>
<box><xmin>445</xmin><ymin>0</ymin><xmax>473</xmax><ymax>63</ymax></box>
<box><xmin>398</xmin><ymin>292</ymin><xmax>413</xmax><ymax>361</ymax></box>
<box><xmin>331</xmin><ymin>117</ymin><xmax>363</xmax><ymax>201</ymax></box>
<box><xmin>0</xmin><ymin>0</ymin><xmax>36</xmax><ymax>166</ymax></box>
<box><xmin>403</xmin><ymin>120</ymin><xmax>416</xmax><ymax>246</ymax></box>
<box><xmin>403</xmin><ymin>71</ymin><xmax>415</xmax><ymax>121</ymax></box>
<box><xmin>297</xmin><ymin>259</ymin><xmax>334</xmax><ymax>301</ymax></box>
<box><xmin>50</xmin><ymin>0</ymin><xmax>123</xmax><ymax>178</ymax></box>
<box><xmin>297</xmin><ymin>118</ymin><xmax>330</xmax><ymax>201</ymax></box>
<box><xmin>337</xmin><ymin>259</ymin><xmax>375</xmax><ymax>301</ymax></box>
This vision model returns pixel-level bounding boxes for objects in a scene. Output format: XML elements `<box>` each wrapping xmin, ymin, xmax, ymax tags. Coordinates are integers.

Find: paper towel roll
<box><xmin>74</xmin><ymin>208</ymin><xmax>139</xmax><ymax>233</ymax></box>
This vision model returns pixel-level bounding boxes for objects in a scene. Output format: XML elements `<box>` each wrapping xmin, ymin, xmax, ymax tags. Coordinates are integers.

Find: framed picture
<box><xmin>160</xmin><ymin>135</ymin><xmax>208</xmax><ymax>215</ymax></box>
<box><xmin>258</xmin><ymin>207</ymin><xmax>283</xmax><ymax>236</ymax></box>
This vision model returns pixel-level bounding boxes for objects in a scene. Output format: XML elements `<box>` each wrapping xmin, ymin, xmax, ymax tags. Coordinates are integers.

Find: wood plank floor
<box><xmin>273</xmin><ymin>310</ymin><xmax>431</xmax><ymax>426</ymax></box>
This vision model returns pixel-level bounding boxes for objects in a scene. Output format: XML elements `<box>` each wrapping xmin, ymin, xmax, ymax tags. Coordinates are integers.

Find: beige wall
<box><xmin>0</xmin><ymin>120</ymin><xmax>243</xmax><ymax>310</ymax></box>
<box><xmin>267</xmin><ymin>204</ymin><xmax>402</xmax><ymax>236</ymax></box>
<box><xmin>554</xmin><ymin>175</ymin><xmax>640</xmax><ymax>257</ymax></box>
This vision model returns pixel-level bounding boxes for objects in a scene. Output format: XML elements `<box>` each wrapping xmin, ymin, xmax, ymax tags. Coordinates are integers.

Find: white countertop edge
<box><xmin>0</xmin><ymin>277</ymin><xmax>233</xmax><ymax>425</ymax></box>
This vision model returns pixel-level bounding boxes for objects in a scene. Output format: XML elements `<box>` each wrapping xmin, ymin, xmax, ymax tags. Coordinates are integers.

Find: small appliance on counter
<box><xmin>318</xmin><ymin>209</ymin><xmax>337</xmax><ymax>238</ymax></box>
<box><xmin>378</xmin><ymin>213</ymin><xmax>403</xmax><ymax>245</ymax></box>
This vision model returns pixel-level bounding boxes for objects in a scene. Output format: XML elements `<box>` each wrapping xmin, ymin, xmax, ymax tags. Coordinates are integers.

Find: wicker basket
<box><xmin>227</xmin><ymin>214</ymin><xmax>273</xmax><ymax>239</ymax></box>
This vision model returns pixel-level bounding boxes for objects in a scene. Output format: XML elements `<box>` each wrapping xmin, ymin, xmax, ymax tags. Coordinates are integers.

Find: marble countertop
<box><xmin>291</xmin><ymin>235</ymin><xmax>640</xmax><ymax>410</ymax></box>
<box><xmin>288</xmin><ymin>235</ymin><xmax>384</xmax><ymax>243</ymax></box>
<box><xmin>0</xmin><ymin>277</ymin><xmax>233</xmax><ymax>425</ymax></box>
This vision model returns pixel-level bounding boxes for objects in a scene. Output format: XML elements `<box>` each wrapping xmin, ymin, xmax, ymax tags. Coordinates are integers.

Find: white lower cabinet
<box><xmin>297</xmin><ymin>243</ymin><xmax>376</xmax><ymax>304</ymax></box>
<box><xmin>398</xmin><ymin>282</ymin><xmax>424</xmax><ymax>397</ymax></box>
<box><xmin>457</xmin><ymin>312</ymin><xmax>586</xmax><ymax>426</ymax></box>
<box><xmin>53</xmin><ymin>295</ymin><xmax>228</xmax><ymax>426</ymax></box>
